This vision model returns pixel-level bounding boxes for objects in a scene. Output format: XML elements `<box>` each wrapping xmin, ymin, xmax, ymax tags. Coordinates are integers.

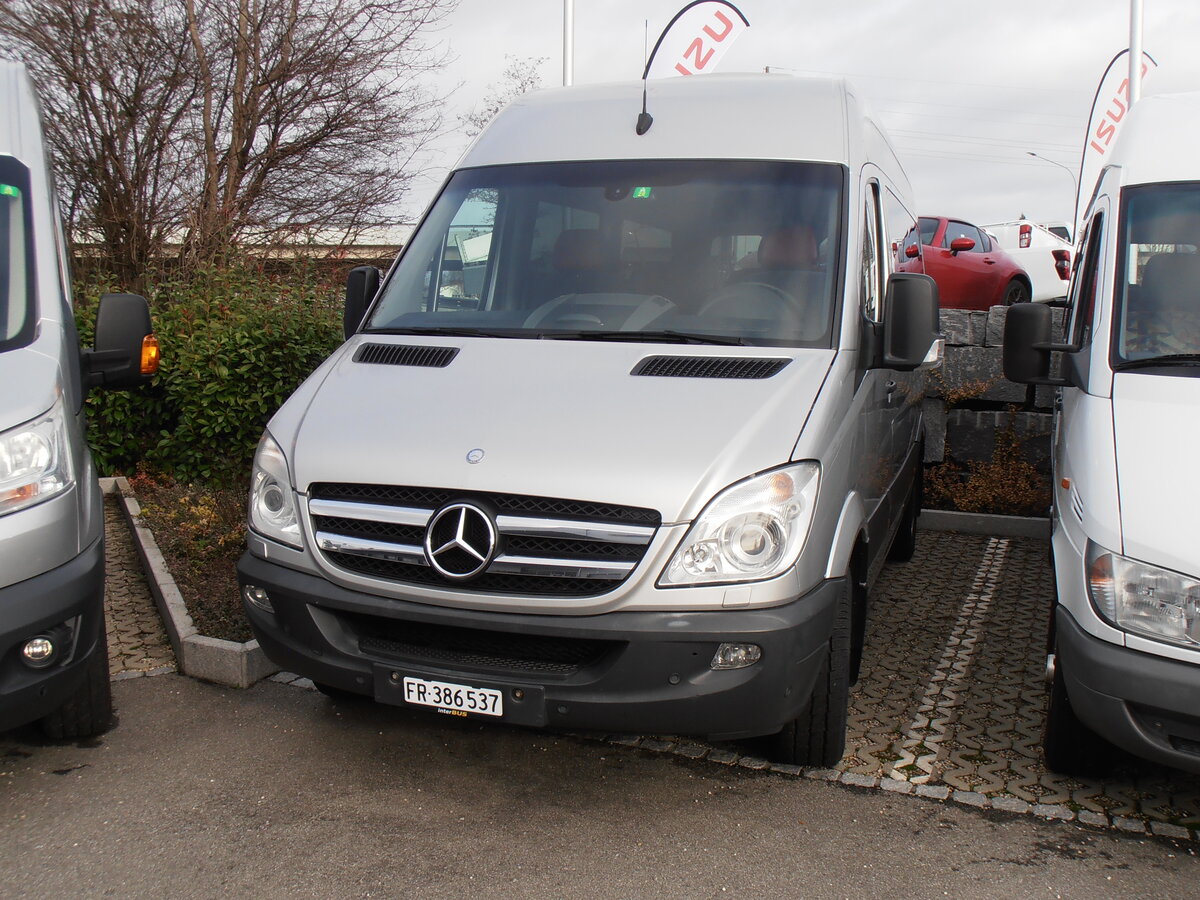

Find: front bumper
<box><xmin>0</xmin><ymin>534</ymin><xmax>106</xmax><ymax>733</ymax></box>
<box><xmin>1058</xmin><ymin>607</ymin><xmax>1200</xmax><ymax>774</ymax></box>
<box><xmin>238</xmin><ymin>551</ymin><xmax>841</xmax><ymax>741</ymax></box>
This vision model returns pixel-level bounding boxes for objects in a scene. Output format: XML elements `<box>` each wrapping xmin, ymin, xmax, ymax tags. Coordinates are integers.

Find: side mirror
<box><xmin>949</xmin><ymin>237</ymin><xmax>975</xmax><ymax>255</ymax></box>
<box><xmin>84</xmin><ymin>293</ymin><xmax>158</xmax><ymax>390</ymax></box>
<box><xmin>344</xmin><ymin>266</ymin><xmax>381</xmax><ymax>339</ymax></box>
<box><xmin>880</xmin><ymin>273</ymin><xmax>942</xmax><ymax>371</ymax></box>
<box><xmin>904</xmin><ymin>244</ymin><xmax>920</xmax><ymax>259</ymax></box>
<box><xmin>1003</xmin><ymin>302</ymin><xmax>1072</xmax><ymax>385</ymax></box>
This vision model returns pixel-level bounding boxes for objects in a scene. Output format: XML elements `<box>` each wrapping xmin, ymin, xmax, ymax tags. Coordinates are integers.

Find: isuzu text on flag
<box><xmin>644</xmin><ymin>1</ymin><xmax>750</xmax><ymax>80</ymax></box>
<box><xmin>1075</xmin><ymin>49</ymin><xmax>1158</xmax><ymax>242</ymax></box>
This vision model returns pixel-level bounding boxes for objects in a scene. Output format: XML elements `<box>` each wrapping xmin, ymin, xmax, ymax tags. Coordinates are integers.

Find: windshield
<box><xmin>366</xmin><ymin>160</ymin><xmax>845</xmax><ymax>347</ymax></box>
<box><xmin>0</xmin><ymin>156</ymin><xmax>33</xmax><ymax>352</ymax></box>
<box><xmin>1113</xmin><ymin>182</ymin><xmax>1200</xmax><ymax>367</ymax></box>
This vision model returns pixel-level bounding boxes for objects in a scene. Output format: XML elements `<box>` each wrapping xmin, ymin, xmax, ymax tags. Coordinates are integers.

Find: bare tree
<box><xmin>460</xmin><ymin>55</ymin><xmax>546</xmax><ymax>140</ymax></box>
<box><xmin>0</xmin><ymin>1</ymin><xmax>197</xmax><ymax>283</ymax></box>
<box><xmin>0</xmin><ymin>0</ymin><xmax>456</xmax><ymax>278</ymax></box>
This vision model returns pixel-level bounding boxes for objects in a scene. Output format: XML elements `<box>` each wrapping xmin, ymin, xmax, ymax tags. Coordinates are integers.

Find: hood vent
<box><xmin>354</xmin><ymin>343</ymin><xmax>459</xmax><ymax>369</ymax></box>
<box><xmin>632</xmin><ymin>356</ymin><xmax>791</xmax><ymax>379</ymax></box>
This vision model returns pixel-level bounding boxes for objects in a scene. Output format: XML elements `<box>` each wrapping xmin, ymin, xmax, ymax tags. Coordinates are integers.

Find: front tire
<box><xmin>769</xmin><ymin>581</ymin><xmax>852</xmax><ymax>767</ymax></box>
<box><xmin>887</xmin><ymin>469</ymin><xmax>921</xmax><ymax>563</ymax></box>
<box><xmin>40</xmin><ymin>628</ymin><xmax>114</xmax><ymax>740</ymax></box>
<box><xmin>1042</xmin><ymin>648</ymin><xmax>1113</xmax><ymax>776</ymax></box>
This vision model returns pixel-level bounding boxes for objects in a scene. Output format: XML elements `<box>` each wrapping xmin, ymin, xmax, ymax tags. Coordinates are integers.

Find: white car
<box><xmin>984</xmin><ymin>219</ymin><xmax>1072</xmax><ymax>302</ymax></box>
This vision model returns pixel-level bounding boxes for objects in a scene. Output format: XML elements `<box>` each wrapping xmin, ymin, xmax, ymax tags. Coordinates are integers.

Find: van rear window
<box><xmin>0</xmin><ymin>156</ymin><xmax>33</xmax><ymax>352</ymax></box>
<box><xmin>367</xmin><ymin>160</ymin><xmax>845</xmax><ymax>348</ymax></box>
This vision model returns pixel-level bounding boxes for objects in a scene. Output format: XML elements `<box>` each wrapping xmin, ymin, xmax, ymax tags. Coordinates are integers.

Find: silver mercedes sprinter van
<box><xmin>0</xmin><ymin>61</ymin><xmax>158</xmax><ymax>738</ymax></box>
<box><xmin>238</xmin><ymin>74</ymin><xmax>941</xmax><ymax>765</ymax></box>
<box><xmin>1006</xmin><ymin>91</ymin><xmax>1200</xmax><ymax>775</ymax></box>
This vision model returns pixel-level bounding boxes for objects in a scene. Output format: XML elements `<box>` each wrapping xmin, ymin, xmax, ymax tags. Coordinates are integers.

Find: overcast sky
<box><xmin>407</xmin><ymin>0</ymin><xmax>1200</xmax><ymax>235</ymax></box>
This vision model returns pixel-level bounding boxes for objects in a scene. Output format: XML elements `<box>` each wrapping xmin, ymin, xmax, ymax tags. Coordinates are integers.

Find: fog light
<box><xmin>21</xmin><ymin>636</ymin><xmax>57</xmax><ymax>669</ymax></box>
<box><xmin>711</xmin><ymin>642</ymin><xmax>762</xmax><ymax>670</ymax></box>
<box><xmin>243</xmin><ymin>584</ymin><xmax>274</xmax><ymax>613</ymax></box>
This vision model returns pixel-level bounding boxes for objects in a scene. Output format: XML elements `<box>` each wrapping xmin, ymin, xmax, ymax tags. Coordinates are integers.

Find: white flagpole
<box><xmin>1129</xmin><ymin>0</ymin><xmax>1144</xmax><ymax>106</ymax></box>
<box><xmin>563</xmin><ymin>0</ymin><xmax>574</xmax><ymax>86</ymax></box>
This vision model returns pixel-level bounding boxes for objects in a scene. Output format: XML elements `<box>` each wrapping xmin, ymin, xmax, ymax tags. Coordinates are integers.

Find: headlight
<box><xmin>1087</xmin><ymin>540</ymin><xmax>1200</xmax><ymax>648</ymax></box>
<box><xmin>248</xmin><ymin>432</ymin><xmax>302</xmax><ymax>549</ymax></box>
<box><xmin>660</xmin><ymin>463</ymin><xmax>820</xmax><ymax>587</ymax></box>
<box><xmin>0</xmin><ymin>397</ymin><xmax>74</xmax><ymax>516</ymax></box>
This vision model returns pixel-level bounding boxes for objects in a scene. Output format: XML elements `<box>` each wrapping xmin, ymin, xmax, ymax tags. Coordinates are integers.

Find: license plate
<box><xmin>401</xmin><ymin>676</ymin><xmax>503</xmax><ymax>718</ymax></box>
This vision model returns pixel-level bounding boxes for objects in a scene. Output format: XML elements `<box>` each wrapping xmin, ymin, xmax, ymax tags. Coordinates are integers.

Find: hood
<box><xmin>1112</xmin><ymin>372</ymin><xmax>1200</xmax><ymax>578</ymax></box>
<box><xmin>0</xmin><ymin>344</ymin><xmax>58</xmax><ymax>431</ymax></box>
<box><xmin>288</xmin><ymin>336</ymin><xmax>834</xmax><ymax>524</ymax></box>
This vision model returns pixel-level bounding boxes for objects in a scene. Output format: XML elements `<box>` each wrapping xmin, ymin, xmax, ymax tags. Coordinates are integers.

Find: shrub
<box><xmin>925</xmin><ymin>409</ymin><xmax>1050</xmax><ymax>517</ymax></box>
<box><xmin>128</xmin><ymin>470</ymin><xmax>250</xmax><ymax>642</ymax></box>
<box><xmin>75</xmin><ymin>262</ymin><xmax>344</xmax><ymax>483</ymax></box>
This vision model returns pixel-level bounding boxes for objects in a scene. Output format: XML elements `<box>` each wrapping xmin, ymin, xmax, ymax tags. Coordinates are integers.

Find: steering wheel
<box><xmin>700</xmin><ymin>282</ymin><xmax>796</xmax><ymax>319</ymax></box>
<box><xmin>543</xmin><ymin>312</ymin><xmax>605</xmax><ymax>328</ymax></box>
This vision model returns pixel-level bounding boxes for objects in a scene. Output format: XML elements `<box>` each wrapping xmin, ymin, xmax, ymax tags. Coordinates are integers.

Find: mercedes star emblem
<box><xmin>424</xmin><ymin>502</ymin><xmax>498</xmax><ymax>580</ymax></box>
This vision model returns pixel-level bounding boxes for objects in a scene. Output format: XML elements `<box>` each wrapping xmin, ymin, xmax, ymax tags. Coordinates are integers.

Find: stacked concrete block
<box><xmin>924</xmin><ymin>305</ymin><xmax>1065</xmax><ymax>469</ymax></box>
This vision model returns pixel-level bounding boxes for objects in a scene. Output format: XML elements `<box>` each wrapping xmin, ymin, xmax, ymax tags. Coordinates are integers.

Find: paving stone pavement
<box><xmin>103</xmin><ymin>495</ymin><xmax>176</xmax><ymax>680</ymax></box>
<box><xmin>104</xmin><ymin>501</ymin><xmax>1200</xmax><ymax>837</ymax></box>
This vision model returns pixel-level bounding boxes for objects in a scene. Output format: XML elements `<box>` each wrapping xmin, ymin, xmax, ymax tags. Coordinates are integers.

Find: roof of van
<box><xmin>0</xmin><ymin>59</ymin><xmax>44</xmax><ymax>164</ymax></box>
<box><xmin>459</xmin><ymin>74</ymin><xmax>857</xmax><ymax>170</ymax></box>
<box><xmin>1109</xmin><ymin>91</ymin><xmax>1200</xmax><ymax>186</ymax></box>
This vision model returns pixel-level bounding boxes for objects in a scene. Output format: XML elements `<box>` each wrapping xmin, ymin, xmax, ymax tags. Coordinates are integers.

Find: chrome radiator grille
<box><xmin>308</xmin><ymin>484</ymin><xmax>660</xmax><ymax>597</ymax></box>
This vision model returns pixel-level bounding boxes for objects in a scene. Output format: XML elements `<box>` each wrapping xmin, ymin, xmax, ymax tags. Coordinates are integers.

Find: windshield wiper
<box><xmin>1115</xmin><ymin>353</ymin><xmax>1200</xmax><ymax>370</ymax></box>
<box><xmin>367</xmin><ymin>326</ymin><xmax>528</xmax><ymax>339</ymax></box>
<box><xmin>540</xmin><ymin>329</ymin><xmax>750</xmax><ymax>346</ymax></box>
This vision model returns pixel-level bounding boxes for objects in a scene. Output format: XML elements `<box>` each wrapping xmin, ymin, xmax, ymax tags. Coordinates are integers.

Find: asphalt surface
<box><xmin>2</xmin><ymin>674</ymin><xmax>1198</xmax><ymax>899</ymax></box>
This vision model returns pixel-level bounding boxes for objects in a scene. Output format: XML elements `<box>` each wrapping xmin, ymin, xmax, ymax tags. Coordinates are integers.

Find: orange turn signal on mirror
<box><xmin>1061</xmin><ymin>478</ymin><xmax>1071</xmax><ymax>490</ymax></box>
<box><xmin>140</xmin><ymin>334</ymin><xmax>160</xmax><ymax>375</ymax></box>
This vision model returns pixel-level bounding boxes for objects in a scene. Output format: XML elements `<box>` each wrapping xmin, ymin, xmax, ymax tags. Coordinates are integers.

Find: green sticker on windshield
<box><xmin>0</xmin><ymin>184</ymin><xmax>20</xmax><ymax>198</ymax></box>
<box><xmin>632</xmin><ymin>186</ymin><xmax>653</xmax><ymax>199</ymax></box>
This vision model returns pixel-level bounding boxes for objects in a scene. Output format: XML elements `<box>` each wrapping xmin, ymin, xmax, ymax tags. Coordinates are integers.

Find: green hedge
<box><xmin>75</xmin><ymin>264</ymin><xmax>345</xmax><ymax>484</ymax></box>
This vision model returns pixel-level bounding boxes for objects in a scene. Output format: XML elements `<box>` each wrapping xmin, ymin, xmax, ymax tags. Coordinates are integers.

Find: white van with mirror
<box><xmin>0</xmin><ymin>61</ymin><xmax>158</xmax><ymax>738</ymax></box>
<box><xmin>1006</xmin><ymin>91</ymin><xmax>1200</xmax><ymax>775</ymax></box>
<box><xmin>238</xmin><ymin>74</ymin><xmax>941</xmax><ymax>765</ymax></box>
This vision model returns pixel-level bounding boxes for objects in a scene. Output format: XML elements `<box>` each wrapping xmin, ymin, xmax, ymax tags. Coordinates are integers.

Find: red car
<box><xmin>904</xmin><ymin>216</ymin><xmax>1032</xmax><ymax>310</ymax></box>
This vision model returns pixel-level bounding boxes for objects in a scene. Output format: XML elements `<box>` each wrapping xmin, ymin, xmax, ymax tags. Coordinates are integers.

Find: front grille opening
<box><xmin>310</xmin><ymin>483</ymin><xmax>661</xmax><ymax>528</ymax></box>
<box><xmin>342</xmin><ymin>612</ymin><xmax>620</xmax><ymax>675</ymax></box>
<box><xmin>312</xmin><ymin>516</ymin><xmax>424</xmax><ymax>546</ymax></box>
<box><xmin>325</xmin><ymin>551</ymin><xmax>620</xmax><ymax>597</ymax></box>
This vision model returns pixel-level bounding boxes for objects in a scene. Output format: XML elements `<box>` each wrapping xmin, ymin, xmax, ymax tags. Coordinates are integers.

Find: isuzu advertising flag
<box><xmin>1075</xmin><ymin>49</ymin><xmax>1158</xmax><ymax>241</ymax></box>
<box><xmin>644</xmin><ymin>1</ymin><xmax>750</xmax><ymax>80</ymax></box>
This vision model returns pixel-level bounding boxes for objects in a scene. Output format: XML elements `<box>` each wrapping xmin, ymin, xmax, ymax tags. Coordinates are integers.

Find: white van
<box><xmin>0</xmin><ymin>61</ymin><xmax>157</xmax><ymax>737</ymax></box>
<box><xmin>238</xmin><ymin>74</ymin><xmax>941</xmax><ymax>765</ymax></box>
<box><xmin>1005</xmin><ymin>91</ymin><xmax>1200</xmax><ymax>775</ymax></box>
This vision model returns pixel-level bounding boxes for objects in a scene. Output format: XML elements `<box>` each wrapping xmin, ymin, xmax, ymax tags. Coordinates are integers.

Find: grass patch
<box><xmin>129</xmin><ymin>471</ymin><xmax>250</xmax><ymax>643</ymax></box>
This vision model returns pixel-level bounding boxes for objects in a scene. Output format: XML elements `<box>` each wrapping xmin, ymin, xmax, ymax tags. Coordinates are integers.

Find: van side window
<box><xmin>861</xmin><ymin>183</ymin><xmax>884</xmax><ymax>322</ymax></box>
<box><xmin>882</xmin><ymin>187</ymin><xmax>919</xmax><ymax>273</ymax></box>
<box><xmin>1068</xmin><ymin>213</ymin><xmax>1104</xmax><ymax>347</ymax></box>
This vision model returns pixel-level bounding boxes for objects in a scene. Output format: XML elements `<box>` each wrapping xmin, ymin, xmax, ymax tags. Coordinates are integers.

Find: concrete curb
<box><xmin>918</xmin><ymin>508</ymin><xmax>1050</xmax><ymax>539</ymax></box>
<box><xmin>101</xmin><ymin>478</ymin><xmax>278</xmax><ymax>689</ymax></box>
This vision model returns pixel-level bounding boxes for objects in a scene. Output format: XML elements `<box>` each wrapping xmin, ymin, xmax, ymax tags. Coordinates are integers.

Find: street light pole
<box><xmin>1026</xmin><ymin>151</ymin><xmax>1079</xmax><ymax>196</ymax></box>
<box><xmin>563</xmin><ymin>0</ymin><xmax>574</xmax><ymax>86</ymax></box>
